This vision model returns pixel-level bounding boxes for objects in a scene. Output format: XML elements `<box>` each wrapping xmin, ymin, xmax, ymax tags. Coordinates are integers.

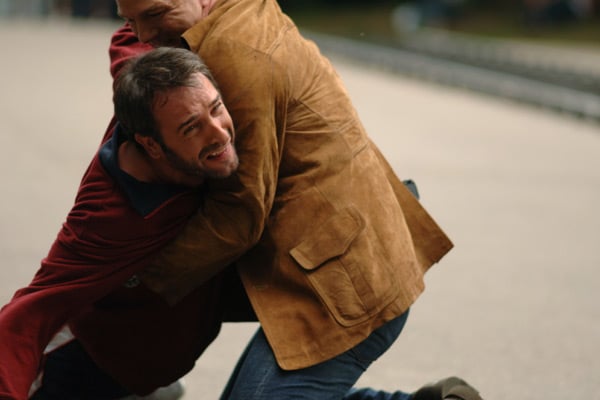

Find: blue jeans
<box><xmin>220</xmin><ymin>310</ymin><xmax>412</xmax><ymax>400</ymax></box>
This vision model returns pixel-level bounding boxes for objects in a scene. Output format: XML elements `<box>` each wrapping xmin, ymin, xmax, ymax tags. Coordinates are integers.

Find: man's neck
<box><xmin>118</xmin><ymin>141</ymin><xmax>157</xmax><ymax>183</ymax></box>
<box><xmin>118</xmin><ymin>141</ymin><xmax>205</xmax><ymax>187</ymax></box>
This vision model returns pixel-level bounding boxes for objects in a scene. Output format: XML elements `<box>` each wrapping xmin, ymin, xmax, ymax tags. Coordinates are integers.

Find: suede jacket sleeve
<box><xmin>153</xmin><ymin>43</ymin><xmax>283</xmax><ymax>304</ymax></box>
<box><xmin>107</xmin><ymin>22</ymin><xmax>285</xmax><ymax>304</ymax></box>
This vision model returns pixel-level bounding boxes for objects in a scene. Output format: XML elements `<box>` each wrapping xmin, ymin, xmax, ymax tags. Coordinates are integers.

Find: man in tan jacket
<box><xmin>7</xmin><ymin>45</ymin><xmax>479</xmax><ymax>399</ymax></box>
<box><xmin>102</xmin><ymin>0</ymin><xmax>481</xmax><ymax>399</ymax></box>
<box><xmin>3</xmin><ymin>0</ymin><xmax>484</xmax><ymax>395</ymax></box>
<box><xmin>10</xmin><ymin>0</ymin><xmax>479</xmax><ymax>399</ymax></box>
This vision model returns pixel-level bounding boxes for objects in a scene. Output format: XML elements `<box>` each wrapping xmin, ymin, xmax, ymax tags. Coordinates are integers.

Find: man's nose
<box><xmin>207</xmin><ymin>119</ymin><xmax>230</xmax><ymax>144</ymax></box>
<box><xmin>136</xmin><ymin>23</ymin><xmax>157</xmax><ymax>44</ymax></box>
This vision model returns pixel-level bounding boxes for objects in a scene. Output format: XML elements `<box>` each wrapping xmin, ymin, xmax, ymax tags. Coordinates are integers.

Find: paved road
<box><xmin>1</xmin><ymin>18</ymin><xmax>599</xmax><ymax>400</ymax></box>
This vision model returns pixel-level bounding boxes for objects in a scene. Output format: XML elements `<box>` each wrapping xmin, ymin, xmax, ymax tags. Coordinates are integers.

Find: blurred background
<box><xmin>280</xmin><ymin>0</ymin><xmax>600</xmax><ymax>42</ymax></box>
<box><xmin>1</xmin><ymin>0</ymin><xmax>599</xmax><ymax>120</ymax></box>
<box><xmin>2</xmin><ymin>0</ymin><xmax>599</xmax><ymax>37</ymax></box>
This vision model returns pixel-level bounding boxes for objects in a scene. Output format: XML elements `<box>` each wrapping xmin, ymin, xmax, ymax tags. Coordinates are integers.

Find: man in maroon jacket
<box><xmin>0</xmin><ymin>48</ymin><xmax>241</xmax><ymax>400</ymax></box>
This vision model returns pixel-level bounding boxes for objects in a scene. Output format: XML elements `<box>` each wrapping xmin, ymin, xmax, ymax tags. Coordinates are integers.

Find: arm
<box><xmin>104</xmin><ymin>28</ymin><xmax>284</xmax><ymax>304</ymax></box>
<box><xmin>106</xmin><ymin>27</ymin><xmax>258</xmax><ymax>304</ymax></box>
<box><xmin>0</xmin><ymin>153</ymin><xmax>200</xmax><ymax>398</ymax></box>
<box><xmin>0</xmin><ymin>240</ymin><xmax>150</xmax><ymax>399</ymax></box>
<box><xmin>99</xmin><ymin>25</ymin><xmax>153</xmax><ymax>146</ymax></box>
<box><xmin>109</xmin><ymin>24</ymin><xmax>153</xmax><ymax>80</ymax></box>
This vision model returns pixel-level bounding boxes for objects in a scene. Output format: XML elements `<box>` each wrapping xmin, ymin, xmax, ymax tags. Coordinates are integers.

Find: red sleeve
<box><xmin>101</xmin><ymin>25</ymin><xmax>151</xmax><ymax>144</ymax></box>
<box><xmin>109</xmin><ymin>24</ymin><xmax>152</xmax><ymax>80</ymax></box>
<box><xmin>0</xmin><ymin>157</ymin><xmax>138</xmax><ymax>399</ymax></box>
<box><xmin>0</xmin><ymin>242</ymin><xmax>141</xmax><ymax>399</ymax></box>
<box><xmin>0</xmin><ymin>155</ymin><xmax>199</xmax><ymax>399</ymax></box>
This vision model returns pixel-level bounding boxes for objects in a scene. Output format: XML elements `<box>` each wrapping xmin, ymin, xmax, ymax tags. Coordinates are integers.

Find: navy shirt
<box><xmin>98</xmin><ymin>125</ymin><xmax>191</xmax><ymax>217</ymax></box>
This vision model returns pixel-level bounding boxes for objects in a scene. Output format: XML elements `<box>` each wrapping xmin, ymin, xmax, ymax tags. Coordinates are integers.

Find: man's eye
<box><xmin>147</xmin><ymin>10</ymin><xmax>165</xmax><ymax>18</ymax></box>
<box><xmin>184</xmin><ymin>125</ymin><xmax>198</xmax><ymax>135</ymax></box>
<box><xmin>213</xmin><ymin>102</ymin><xmax>223</xmax><ymax>114</ymax></box>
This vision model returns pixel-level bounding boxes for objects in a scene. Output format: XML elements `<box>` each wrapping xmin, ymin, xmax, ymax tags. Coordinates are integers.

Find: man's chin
<box><xmin>180</xmin><ymin>176</ymin><xmax>205</xmax><ymax>187</ymax></box>
<box><xmin>208</xmin><ymin>163</ymin><xmax>239</xmax><ymax>179</ymax></box>
<box><xmin>151</xmin><ymin>39</ymin><xmax>186</xmax><ymax>49</ymax></box>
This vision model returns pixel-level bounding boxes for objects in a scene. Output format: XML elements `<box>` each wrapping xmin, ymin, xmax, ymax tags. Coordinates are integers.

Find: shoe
<box><xmin>119</xmin><ymin>378</ymin><xmax>185</xmax><ymax>400</ymax></box>
<box><xmin>412</xmin><ymin>376</ymin><xmax>483</xmax><ymax>400</ymax></box>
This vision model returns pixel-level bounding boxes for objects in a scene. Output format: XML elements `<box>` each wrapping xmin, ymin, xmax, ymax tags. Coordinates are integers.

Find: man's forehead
<box><xmin>155</xmin><ymin>74</ymin><xmax>218</xmax><ymax>110</ymax></box>
<box><xmin>195</xmin><ymin>73</ymin><xmax>217</xmax><ymax>92</ymax></box>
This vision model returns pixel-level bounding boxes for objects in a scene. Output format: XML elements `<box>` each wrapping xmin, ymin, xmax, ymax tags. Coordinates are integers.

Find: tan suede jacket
<box><xmin>140</xmin><ymin>0</ymin><xmax>453</xmax><ymax>370</ymax></box>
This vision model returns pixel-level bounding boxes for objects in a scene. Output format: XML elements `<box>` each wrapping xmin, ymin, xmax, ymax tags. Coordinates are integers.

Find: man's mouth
<box><xmin>206</xmin><ymin>143</ymin><xmax>230</xmax><ymax>160</ymax></box>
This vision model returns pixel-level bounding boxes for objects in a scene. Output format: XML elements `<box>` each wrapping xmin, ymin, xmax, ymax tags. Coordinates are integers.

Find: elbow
<box><xmin>236</xmin><ymin>211</ymin><xmax>265</xmax><ymax>252</ymax></box>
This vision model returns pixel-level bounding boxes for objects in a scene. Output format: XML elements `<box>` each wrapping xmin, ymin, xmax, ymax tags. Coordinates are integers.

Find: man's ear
<box><xmin>134</xmin><ymin>133</ymin><xmax>163</xmax><ymax>159</ymax></box>
<box><xmin>200</xmin><ymin>0</ymin><xmax>217</xmax><ymax>16</ymax></box>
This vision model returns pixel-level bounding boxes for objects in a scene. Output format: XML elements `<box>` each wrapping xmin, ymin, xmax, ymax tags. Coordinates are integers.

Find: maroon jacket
<box><xmin>0</xmin><ymin>130</ymin><xmax>224</xmax><ymax>399</ymax></box>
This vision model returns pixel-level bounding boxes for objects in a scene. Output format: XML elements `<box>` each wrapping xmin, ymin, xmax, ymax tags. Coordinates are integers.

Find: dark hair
<box><xmin>113</xmin><ymin>47</ymin><xmax>219</xmax><ymax>143</ymax></box>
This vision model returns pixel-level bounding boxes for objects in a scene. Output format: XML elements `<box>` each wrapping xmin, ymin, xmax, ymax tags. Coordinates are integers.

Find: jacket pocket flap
<box><xmin>290</xmin><ymin>206</ymin><xmax>365</xmax><ymax>270</ymax></box>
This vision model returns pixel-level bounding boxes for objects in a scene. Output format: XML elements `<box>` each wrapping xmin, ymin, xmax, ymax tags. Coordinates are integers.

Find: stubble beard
<box><xmin>161</xmin><ymin>130</ymin><xmax>239</xmax><ymax>182</ymax></box>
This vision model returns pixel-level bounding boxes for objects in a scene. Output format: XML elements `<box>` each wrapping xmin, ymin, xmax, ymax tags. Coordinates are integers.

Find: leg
<box><xmin>347</xmin><ymin>376</ymin><xmax>485</xmax><ymax>400</ymax></box>
<box><xmin>345</xmin><ymin>388</ymin><xmax>411</xmax><ymax>400</ymax></box>
<box><xmin>30</xmin><ymin>339</ymin><xmax>185</xmax><ymax>400</ymax></box>
<box><xmin>220</xmin><ymin>310</ymin><xmax>412</xmax><ymax>400</ymax></box>
<box><xmin>30</xmin><ymin>340</ymin><xmax>131</xmax><ymax>400</ymax></box>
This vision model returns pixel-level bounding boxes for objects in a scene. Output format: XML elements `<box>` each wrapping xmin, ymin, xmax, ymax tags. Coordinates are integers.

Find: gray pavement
<box><xmin>1</xmin><ymin>18</ymin><xmax>599</xmax><ymax>400</ymax></box>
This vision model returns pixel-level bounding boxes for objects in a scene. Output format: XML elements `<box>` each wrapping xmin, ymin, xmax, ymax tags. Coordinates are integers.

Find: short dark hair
<box><xmin>113</xmin><ymin>47</ymin><xmax>219</xmax><ymax>143</ymax></box>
